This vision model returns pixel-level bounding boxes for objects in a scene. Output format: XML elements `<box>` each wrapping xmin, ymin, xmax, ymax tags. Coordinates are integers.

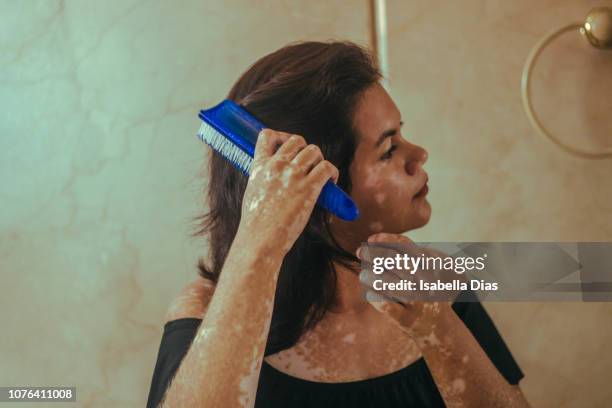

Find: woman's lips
<box><xmin>414</xmin><ymin>183</ymin><xmax>428</xmax><ymax>198</ymax></box>
<box><xmin>413</xmin><ymin>176</ymin><xmax>429</xmax><ymax>199</ymax></box>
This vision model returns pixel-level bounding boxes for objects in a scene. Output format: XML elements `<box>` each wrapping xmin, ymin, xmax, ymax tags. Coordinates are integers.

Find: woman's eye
<box><xmin>381</xmin><ymin>145</ymin><xmax>397</xmax><ymax>160</ymax></box>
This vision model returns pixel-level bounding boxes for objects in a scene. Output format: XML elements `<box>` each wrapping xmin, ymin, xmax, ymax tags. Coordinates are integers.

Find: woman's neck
<box><xmin>328</xmin><ymin>260</ymin><xmax>369</xmax><ymax>315</ymax></box>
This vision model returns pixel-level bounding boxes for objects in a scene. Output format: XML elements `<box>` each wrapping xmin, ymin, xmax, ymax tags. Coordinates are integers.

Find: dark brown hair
<box><xmin>193</xmin><ymin>40</ymin><xmax>382</xmax><ymax>355</ymax></box>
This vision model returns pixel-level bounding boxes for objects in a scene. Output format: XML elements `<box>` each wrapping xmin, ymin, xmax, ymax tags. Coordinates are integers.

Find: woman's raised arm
<box><xmin>160</xmin><ymin>129</ymin><xmax>339</xmax><ymax>408</ymax></box>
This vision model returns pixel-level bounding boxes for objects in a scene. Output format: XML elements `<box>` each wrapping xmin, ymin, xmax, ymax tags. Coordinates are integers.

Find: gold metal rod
<box><xmin>370</xmin><ymin>0</ymin><xmax>390</xmax><ymax>90</ymax></box>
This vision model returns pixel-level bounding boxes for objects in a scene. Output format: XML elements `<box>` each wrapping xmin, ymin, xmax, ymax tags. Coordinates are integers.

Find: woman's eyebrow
<box><xmin>374</xmin><ymin>121</ymin><xmax>404</xmax><ymax>148</ymax></box>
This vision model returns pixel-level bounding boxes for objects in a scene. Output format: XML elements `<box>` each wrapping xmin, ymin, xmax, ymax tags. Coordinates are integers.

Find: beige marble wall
<box><xmin>1</xmin><ymin>0</ymin><xmax>610</xmax><ymax>407</ymax></box>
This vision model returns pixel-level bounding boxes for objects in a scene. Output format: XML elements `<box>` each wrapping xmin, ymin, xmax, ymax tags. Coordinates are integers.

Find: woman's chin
<box><xmin>406</xmin><ymin>199</ymin><xmax>432</xmax><ymax>230</ymax></box>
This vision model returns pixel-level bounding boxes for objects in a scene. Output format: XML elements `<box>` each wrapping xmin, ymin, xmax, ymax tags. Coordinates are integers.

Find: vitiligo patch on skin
<box><xmin>362</xmin><ymin>167</ymin><xmax>382</xmax><ymax>189</ymax></box>
<box><xmin>264</xmin><ymin>303</ymin><xmax>422</xmax><ymax>383</ymax></box>
<box><xmin>249</xmin><ymin>164</ymin><xmax>261</xmax><ymax>181</ymax></box>
<box><xmin>163</xmin><ymin>268</ymin><xmax>278</xmax><ymax>407</ymax></box>
<box><xmin>248</xmin><ymin>193</ymin><xmax>265</xmax><ymax>212</ymax></box>
<box><xmin>194</xmin><ymin>326</ymin><xmax>215</xmax><ymax>344</ymax></box>
<box><xmin>238</xmin><ymin>341</ymin><xmax>263</xmax><ymax>407</ymax></box>
<box><xmin>417</xmin><ymin>332</ymin><xmax>442</xmax><ymax>348</ymax></box>
<box><xmin>451</xmin><ymin>378</ymin><xmax>466</xmax><ymax>394</ymax></box>
<box><xmin>280</xmin><ymin>170</ymin><xmax>292</xmax><ymax>188</ymax></box>
<box><xmin>423</xmin><ymin>302</ymin><xmax>441</xmax><ymax>314</ymax></box>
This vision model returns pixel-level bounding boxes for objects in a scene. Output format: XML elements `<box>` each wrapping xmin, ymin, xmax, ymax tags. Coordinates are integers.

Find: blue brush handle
<box><xmin>199</xmin><ymin>99</ymin><xmax>359</xmax><ymax>221</ymax></box>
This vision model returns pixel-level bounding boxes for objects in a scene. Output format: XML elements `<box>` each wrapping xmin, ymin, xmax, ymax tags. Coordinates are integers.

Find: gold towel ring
<box><xmin>521</xmin><ymin>7</ymin><xmax>612</xmax><ymax>159</ymax></box>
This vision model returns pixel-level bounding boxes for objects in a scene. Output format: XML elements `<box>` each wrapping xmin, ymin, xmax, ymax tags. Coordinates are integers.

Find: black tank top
<box><xmin>146</xmin><ymin>300</ymin><xmax>523</xmax><ymax>407</ymax></box>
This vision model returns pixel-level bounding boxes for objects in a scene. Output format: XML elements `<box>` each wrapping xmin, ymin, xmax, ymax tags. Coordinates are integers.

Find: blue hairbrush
<box><xmin>197</xmin><ymin>99</ymin><xmax>359</xmax><ymax>221</ymax></box>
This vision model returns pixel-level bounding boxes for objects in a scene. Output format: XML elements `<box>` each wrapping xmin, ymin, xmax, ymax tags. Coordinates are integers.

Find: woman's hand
<box><xmin>358</xmin><ymin>232</ymin><xmax>532</xmax><ymax>407</ymax></box>
<box><xmin>236</xmin><ymin>129</ymin><xmax>339</xmax><ymax>258</ymax></box>
<box><xmin>356</xmin><ymin>232</ymin><xmax>455</xmax><ymax>342</ymax></box>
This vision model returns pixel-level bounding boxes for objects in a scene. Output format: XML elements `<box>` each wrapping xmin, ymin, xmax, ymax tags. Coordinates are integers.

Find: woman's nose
<box><xmin>405</xmin><ymin>144</ymin><xmax>428</xmax><ymax>176</ymax></box>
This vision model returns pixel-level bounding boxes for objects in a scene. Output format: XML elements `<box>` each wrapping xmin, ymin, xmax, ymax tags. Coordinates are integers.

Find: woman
<box><xmin>147</xmin><ymin>41</ymin><xmax>530</xmax><ymax>407</ymax></box>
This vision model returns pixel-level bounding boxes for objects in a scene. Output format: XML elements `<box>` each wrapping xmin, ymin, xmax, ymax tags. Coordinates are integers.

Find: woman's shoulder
<box><xmin>164</xmin><ymin>276</ymin><xmax>217</xmax><ymax>323</ymax></box>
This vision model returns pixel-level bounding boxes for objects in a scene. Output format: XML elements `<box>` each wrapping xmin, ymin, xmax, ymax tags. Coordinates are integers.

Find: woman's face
<box><xmin>329</xmin><ymin>82</ymin><xmax>430</xmax><ymax>250</ymax></box>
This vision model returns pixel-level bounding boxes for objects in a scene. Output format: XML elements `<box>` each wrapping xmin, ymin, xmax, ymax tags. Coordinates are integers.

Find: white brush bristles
<box><xmin>197</xmin><ymin>122</ymin><xmax>253</xmax><ymax>174</ymax></box>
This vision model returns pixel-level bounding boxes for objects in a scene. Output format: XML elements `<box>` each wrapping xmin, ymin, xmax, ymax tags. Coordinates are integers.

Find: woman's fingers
<box><xmin>254</xmin><ymin>129</ymin><xmax>292</xmax><ymax>160</ymax></box>
<box><xmin>356</xmin><ymin>239</ymin><xmax>404</xmax><ymax>264</ymax></box>
<box><xmin>293</xmin><ymin>144</ymin><xmax>324</xmax><ymax>175</ymax></box>
<box><xmin>254</xmin><ymin>130</ymin><xmax>337</xmax><ymax>183</ymax></box>
<box><xmin>306</xmin><ymin>159</ymin><xmax>339</xmax><ymax>191</ymax></box>
<box><xmin>275</xmin><ymin>134</ymin><xmax>307</xmax><ymax>161</ymax></box>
